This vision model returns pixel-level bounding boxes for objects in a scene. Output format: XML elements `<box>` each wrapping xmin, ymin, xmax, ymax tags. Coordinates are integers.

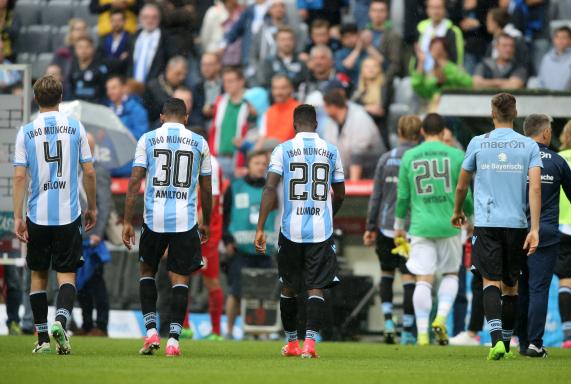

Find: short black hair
<box><xmin>161</xmin><ymin>98</ymin><xmax>188</xmax><ymax>117</ymax></box>
<box><xmin>106</xmin><ymin>74</ymin><xmax>127</xmax><ymax>85</ymax></box>
<box><xmin>340</xmin><ymin>23</ymin><xmax>358</xmax><ymax>35</ymax></box>
<box><xmin>293</xmin><ymin>104</ymin><xmax>317</xmax><ymax>129</ymax></box>
<box><xmin>323</xmin><ymin>89</ymin><xmax>347</xmax><ymax>108</ymax></box>
<box><xmin>422</xmin><ymin>113</ymin><xmax>446</xmax><ymax>135</ymax></box>
<box><xmin>110</xmin><ymin>8</ymin><xmax>126</xmax><ymax>18</ymax></box>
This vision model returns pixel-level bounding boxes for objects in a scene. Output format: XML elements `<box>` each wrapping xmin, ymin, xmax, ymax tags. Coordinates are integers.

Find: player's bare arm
<box><xmin>81</xmin><ymin>161</ymin><xmax>97</xmax><ymax>232</ymax></box>
<box><xmin>199</xmin><ymin>174</ymin><xmax>213</xmax><ymax>245</ymax></box>
<box><xmin>525</xmin><ymin>166</ymin><xmax>542</xmax><ymax>255</ymax></box>
<box><xmin>331</xmin><ymin>182</ymin><xmax>345</xmax><ymax>216</ymax></box>
<box><xmin>255</xmin><ymin>172</ymin><xmax>281</xmax><ymax>254</ymax></box>
<box><xmin>122</xmin><ymin>166</ymin><xmax>146</xmax><ymax>250</ymax></box>
<box><xmin>452</xmin><ymin>169</ymin><xmax>473</xmax><ymax>228</ymax></box>
<box><xmin>12</xmin><ymin>165</ymin><xmax>28</xmax><ymax>243</ymax></box>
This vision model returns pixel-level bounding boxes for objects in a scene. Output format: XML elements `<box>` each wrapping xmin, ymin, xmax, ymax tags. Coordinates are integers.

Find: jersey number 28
<box><xmin>289</xmin><ymin>162</ymin><xmax>329</xmax><ymax>201</ymax></box>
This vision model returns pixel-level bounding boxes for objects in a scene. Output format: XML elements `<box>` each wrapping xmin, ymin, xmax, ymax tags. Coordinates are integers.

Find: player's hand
<box><xmin>84</xmin><ymin>209</ymin><xmax>97</xmax><ymax>232</ymax></box>
<box><xmin>14</xmin><ymin>218</ymin><xmax>28</xmax><ymax>243</ymax></box>
<box><xmin>363</xmin><ymin>230</ymin><xmax>377</xmax><ymax>246</ymax></box>
<box><xmin>199</xmin><ymin>224</ymin><xmax>210</xmax><ymax>245</ymax></box>
<box><xmin>122</xmin><ymin>223</ymin><xmax>136</xmax><ymax>250</ymax></box>
<box><xmin>255</xmin><ymin>229</ymin><xmax>266</xmax><ymax>254</ymax></box>
<box><xmin>90</xmin><ymin>234</ymin><xmax>101</xmax><ymax>246</ymax></box>
<box><xmin>451</xmin><ymin>211</ymin><xmax>466</xmax><ymax>228</ymax></box>
<box><xmin>523</xmin><ymin>229</ymin><xmax>539</xmax><ymax>256</ymax></box>
<box><xmin>394</xmin><ymin>229</ymin><xmax>407</xmax><ymax>244</ymax></box>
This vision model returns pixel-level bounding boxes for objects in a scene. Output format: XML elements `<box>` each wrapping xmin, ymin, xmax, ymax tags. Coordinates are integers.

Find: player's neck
<box><xmin>493</xmin><ymin>122</ymin><xmax>514</xmax><ymax>129</ymax></box>
<box><xmin>39</xmin><ymin>106</ymin><xmax>59</xmax><ymax>113</ymax></box>
<box><xmin>424</xmin><ymin>135</ymin><xmax>441</xmax><ymax>142</ymax></box>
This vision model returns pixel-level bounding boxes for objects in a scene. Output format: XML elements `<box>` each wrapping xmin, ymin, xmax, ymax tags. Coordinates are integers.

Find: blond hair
<box><xmin>65</xmin><ymin>18</ymin><xmax>88</xmax><ymax>46</ymax></box>
<box><xmin>397</xmin><ymin>115</ymin><xmax>422</xmax><ymax>141</ymax></box>
<box><xmin>560</xmin><ymin>120</ymin><xmax>571</xmax><ymax>150</ymax></box>
<box><xmin>33</xmin><ymin>75</ymin><xmax>63</xmax><ymax>108</ymax></box>
<box><xmin>356</xmin><ymin>57</ymin><xmax>384</xmax><ymax>107</ymax></box>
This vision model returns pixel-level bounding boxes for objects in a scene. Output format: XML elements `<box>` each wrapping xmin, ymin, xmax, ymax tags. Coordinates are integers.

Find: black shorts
<box><xmin>277</xmin><ymin>232</ymin><xmax>340</xmax><ymax>292</ymax></box>
<box><xmin>556</xmin><ymin>233</ymin><xmax>571</xmax><ymax>279</ymax></box>
<box><xmin>375</xmin><ymin>231</ymin><xmax>412</xmax><ymax>275</ymax></box>
<box><xmin>472</xmin><ymin>227</ymin><xmax>527</xmax><ymax>286</ymax></box>
<box><xmin>26</xmin><ymin>217</ymin><xmax>83</xmax><ymax>273</ymax></box>
<box><xmin>226</xmin><ymin>251</ymin><xmax>273</xmax><ymax>297</ymax></box>
<box><xmin>139</xmin><ymin>223</ymin><xmax>203</xmax><ymax>276</ymax></box>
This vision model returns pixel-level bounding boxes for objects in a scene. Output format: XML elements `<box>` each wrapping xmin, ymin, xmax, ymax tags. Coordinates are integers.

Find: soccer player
<box><xmin>122</xmin><ymin>98</ymin><xmax>212</xmax><ymax>357</ymax></box>
<box><xmin>12</xmin><ymin>75</ymin><xmax>97</xmax><ymax>354</ymax></box>
<box><xmin>394</xmin><ymin>113</ymin><xmax>473</xmax><ymax>346</ymax></box>
<box><xmin>452</xmin><ymin>93</ymin><xmax>542</xmax><ymax>360</ymax></box>
<box><xmin>363</xmin><ymin>115</ymin><xmax>422</xmax><ymax>345</ymax></box>
<box><xmin>255</xmin><ymin>104</ymin><xmax>345</xmax><ymax>358</ymax></box>
<box><xmin>517</xmin><ymin>114</ymin><xmax>571</xmax><ymax>357</ymax></box>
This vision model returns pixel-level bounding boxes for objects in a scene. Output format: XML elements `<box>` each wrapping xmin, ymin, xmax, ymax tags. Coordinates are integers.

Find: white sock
<box><xmin>436</xmin><ymin>275</ymin><xmax>459</xmax><ymax>319</ymax></box>
<box><xmin>146</xmin><ymin>328</ymin><xmax>158</xmax><ymax>337</ymax></box>
<box><xmin>167</xmin><ymin>337</ymin><xmax>179</xmax><ymax>347</ymax></box>
<box><xmin>414</xmin><ymin>281</ymin><xmax>433</xmax><ymax>335</ymax></box>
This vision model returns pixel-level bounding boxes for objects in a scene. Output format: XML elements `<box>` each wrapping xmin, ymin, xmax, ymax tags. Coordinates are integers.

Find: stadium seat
<box><xmin>387</xmin><ymin>77</ymin><xmax>415</xmax><ymax>148</ymax></box>
<box><xmin>15</xmin><ymin>25</ymin><xmax>52</xmax><ymax>54</ymax></box>
<box><xmin>32</xmin><ymin>53</ymin><xmax>54</xmax><ymax>80</ymax></box>
<box><xmin>51</xmin><ymin>26</ymin><xmax>69</xmax><ymax>51</ymax></box>
<box><xmin>40</xmin><ymin>0</ymin><xmax>74</xmax><ymax>27</ymax></box>
<box><xmin>16</xmin><ymin>53</ymin><xmax>35</xmax><ymax>65</ymax></box>
<box><xmin>73</xmin><ymin>0</ymin><xmax>99</xmax><ymax>26</ymax></box>
<box><xmin>14</xmin><ymin>0</ymin><xmax>42</xmax><ymax>26</ymax></box>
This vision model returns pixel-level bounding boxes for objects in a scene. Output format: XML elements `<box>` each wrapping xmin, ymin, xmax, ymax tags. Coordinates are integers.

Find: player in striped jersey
<box><xmin>122</xmin><ymin>98</ymin><xmax>212</xmax><ymax>357</ymax></box>
<box><xmin>12</xmin><ymin>75</ymin><xmax>97</xmax><ymax>354</ymax></box>
<box><xmin>255</xmin><ymin>104</ymin><xmax>345</xmax><ymax>358</ymax></box>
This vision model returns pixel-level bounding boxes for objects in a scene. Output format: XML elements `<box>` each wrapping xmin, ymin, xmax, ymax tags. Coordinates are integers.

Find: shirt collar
<box><xmin>295</xmin><ymin>132</ymin><xmax>319</xmax><ymax>138</ymax></box>
<box><xmin>160</xmin><ymin>122</ymin><xmax>186</xmax><ymax>130</ymax></box>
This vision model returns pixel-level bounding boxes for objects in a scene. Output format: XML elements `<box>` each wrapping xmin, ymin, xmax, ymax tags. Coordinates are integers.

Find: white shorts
<box><xmin>406</xmin><ymin>235</ymin><xmax>462</xmax><ymax>276</ymax></box>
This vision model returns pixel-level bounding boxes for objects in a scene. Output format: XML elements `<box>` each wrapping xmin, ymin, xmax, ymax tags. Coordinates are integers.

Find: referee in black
<box><xmin>518</xmin><ymin>114</ymin><xmax>571</xmax><ymax>357</ymax></box>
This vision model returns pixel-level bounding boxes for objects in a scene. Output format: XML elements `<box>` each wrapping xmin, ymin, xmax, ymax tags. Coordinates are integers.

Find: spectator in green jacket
<box><xmin>411</xmin><ymin>37</ymin><xmax>473</xmax><ymax>101</ymax></box>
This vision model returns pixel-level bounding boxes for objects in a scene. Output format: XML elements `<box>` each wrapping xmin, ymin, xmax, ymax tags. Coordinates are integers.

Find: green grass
<box><xmin>1</xmin><ymin>336</ymin><xmax>570</xmax><ymax>384</ymax></box>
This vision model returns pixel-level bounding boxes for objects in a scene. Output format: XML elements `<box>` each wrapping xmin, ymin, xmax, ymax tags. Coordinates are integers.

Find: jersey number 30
<box><xmin>152</xmin><ymin>149</ymin><xmax>194</xmax><ymax>187</ymax></box>
<box><xmin>289</xmin><ymin>163</ymin><xmax>329</xmax><ymax>201</ymax></box>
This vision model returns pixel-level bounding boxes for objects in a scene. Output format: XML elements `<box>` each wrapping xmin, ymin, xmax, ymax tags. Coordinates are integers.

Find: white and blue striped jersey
<box><xmin>268</xmin><ymin>132</ymin><xmax>344</xmax><ymax>243</ymax></box>
<box><xmin>13</xmin><ymin>111</ymin><xmax>93</xmax><ymax>226</ymax></box>
<box><xmin>133</xmin><ymin>122</ymin><xmax>211</xmax><ymax>233</ymax></box>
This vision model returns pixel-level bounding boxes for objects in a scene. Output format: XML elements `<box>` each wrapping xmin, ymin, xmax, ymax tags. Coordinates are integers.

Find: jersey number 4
<box><xmin>152</xmin><ymin>149</ymin><xmax>194</xmax><ymax>187</ymax></box>
<box><xmin>289</xmin><ymin>163</ymin><xmax>329</xmax><ymax>201</ymax></box>
<box><xmin>43</xmin><ymin>140</ymin><xmax>63</xmax><ymax>178</ymax></box>
<box><xmin>412</xmin><ymin>158</ymin><xmax>451</xmax><ymax>195</ymax></box>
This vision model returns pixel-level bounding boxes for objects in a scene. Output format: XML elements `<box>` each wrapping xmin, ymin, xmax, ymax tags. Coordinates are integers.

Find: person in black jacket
<box><xmin>190</xmin><ymin>52</ymin><xmax>222</xmax><ymax>129</ymax></box>
<box><xmin>69</xmin><ymin>36</ymin><xmax>108</xmax><ymax>103</ymax></box>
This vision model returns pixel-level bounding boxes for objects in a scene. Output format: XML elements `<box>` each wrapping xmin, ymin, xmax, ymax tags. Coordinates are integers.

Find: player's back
<box><xmin>14</xmin><ymin>111</ymin><xmax>91</xmax><ymax>226</ymax></box>
<box><xmin>464</xmin><ymin>128</ymin><xmax>541</xmax><ymax>229</ymax></box>
<box><xmin>135</xmin><ymin>123</ymin><xmax>210</xmax><ymax>233</ymax></box>
<box><xmin>269</xmin><ymin>132</ymin><xmax>344</xmax><ymax>243</ymax></box>
<box><xmin>400</xmin><ymin>140</ymin><xmax>467</xmax><ymax>238</ymax></box>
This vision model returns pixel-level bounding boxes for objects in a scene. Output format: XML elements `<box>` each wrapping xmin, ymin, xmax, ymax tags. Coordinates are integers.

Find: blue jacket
<box><xmin>297</xmin><ymin>0</ymin><xmax>349</xmax><ymax>10</ymax></box>
<box><xmin>110</xmin><ymin>95</ymin><xmax>149</xmax><ymax>177</ymax></box>
<box><xmin>528</xmin><ymin>143</ymin><xmax>571</xmax><ymax>247</ymax></box>
<box><xmin>224</xmin><ymin>5</ymin><xmax>257</xmax><ymax>67</ymax></box>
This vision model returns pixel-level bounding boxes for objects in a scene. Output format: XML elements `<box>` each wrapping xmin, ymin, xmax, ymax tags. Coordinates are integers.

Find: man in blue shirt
<box><xmin>517</xmin><ymin>114</ymin><xmax>571</xmax><ymax>357</ymax></box>
<box><xmin>452</xmin><ymin>93</ymin><xmax>542</xmax><ymax>360</ymax></box>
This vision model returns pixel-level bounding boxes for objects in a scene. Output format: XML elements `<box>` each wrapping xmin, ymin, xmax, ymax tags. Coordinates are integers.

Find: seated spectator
<box><xmin>143</xmin><ymin>56</ymin><xmax>188</xmax><ymax>125</ymax></box>
<box><xmin>209</xmin><ymin>67</ymin><xmax>256</xmax><ymax>178</ymax></box>
<box><xmin>257</xmin><ymin>27</ymin><xmax>308</xmax><ymax>88</ymax></box>
<box><xmin>485</xmin><ymin>7</ymin><xmax>530</xmax><ymax>72</ymax></box>
<box><xmin>300</xmin><ymin>19</ymin><xmax>342</xmax><ymax>62</ymax></box>
<box><xmin>53</xmin><ymin>18</ymin><xmax>90</xmax><ymax>92</ymax></box>
<box><xmin>538</xmin><ymin>26</ymin><xmax>571</xmax><ymax>91</ymax></box>
<box><xmin>69</xmin><ymin>36</ymin><xmax>109</xmax><ymax>103</ymax></box>
<box><xmin>106</xmin><ymin>75</ymin><xmax>148</xmax><ymax>177</ymax></box>
<box><xmin>0</xmin><ymin>39</ymin><xmax>20</xmax><ymax>93</ymax></box>
<box><xmin>297</xmin><ymin>0</ymin><xmax>347</xmax><ymax>27</ymax></box>
<box><xmin>250</xmin><ymin>0</ymin><xmax>305</xmax><ymax>72</ymax></box>
<box><xmin>258</xmin><ymin>75</ymin><xmax>300</xmax><ymax>145</ymax></box>
<box><xmin>473</xmin><ymin>33</ymin><xmax>527</xmax><ymax>89</ymax></box>
<box><xmin>335</xmin><ymin>23</ymin><xmax>383</xmax><ymax>85</ymax></box>
<box><xmin>190</xmin><ymin>53</ymin><xmax>223</xmax><ymax>129</ymax></box>
<box><xmin>160</xmin><ymin>0</ymin><xmax>198</xmax><ymax>57</ymax></box>
<box><xmin>222</xmin><ymin>149</ymin><xmax>277</xmax><ymax>340</ymax></box>
<box><xmin>97</xmin><ymin>9</ymin><xmax>132</xmax><ymax>75</ymax></box>
<box><xmin>364</xmin><ymin>0</ymin><xmax>402</xmax><ymax>85</ymax></box>
<box><xmin>90</xmin><ymin>0</ymin><xmax>139</xmax><ymax>36</ymax></box>
<box><xmin>45</xmin><ymin>64</ymin><xmax>69</xmax><ymax>100</ymax></box>
<box><xmin>223</xmin><ymin>0</ymin><xmax>271</xmax><ymax>74</ymax></box>
<box><xmin>416</xmin><ymin>0</ymin><xmax>464</xmax><ymax>72</ymax></box>
<box><xmin>201</xmin><ymin>0</ymin><xmax>244</xmax><ymax>66</ymax></box>
<box><xmin>323</xmin><ymin>89</ymin><xmax>385</xmax><ymax>180</ymax></box>
<box><xmin>0</xmin><ymin>0</ymin><xmax>20</xmax><ymax>62</ymax></box>
<box><xmin>298</xmin><ymin>45</ymin><xmax>349</xmax><ymax>101</ymax></box>
<box><xmin>351</xmin><ymin>57</ymin><xmax>389</xmax><ymax>146</ymax></box>
<box><xmin>459</xmin><ymin>0</ymin><xmax>493</xmax><ymax>74</ymax></box>
<box><xmin>412</xmin><ymin>37</ymin><xmax>472</xmax><ymax>101</ymax></box>
<box><xmin>128</xmin><ymin>3</ymin><xmax>174</xmax><ymax>84</ymax></box>
<box><xmin>172</xmin><ymin>86</ymin><xmax>193</xmax><ymax>125</ymax></box>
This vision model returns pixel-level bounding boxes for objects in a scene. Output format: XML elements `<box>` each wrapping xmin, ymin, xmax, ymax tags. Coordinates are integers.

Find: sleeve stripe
<box><xmin>13</xmin><ymin>162</ymin><xmax>27</xmax><ymax>166</ymax></box>
<box><xmin>80</xmin><ymin>157</ymin><xmax>93</xmax><ymax>163</ymax></box>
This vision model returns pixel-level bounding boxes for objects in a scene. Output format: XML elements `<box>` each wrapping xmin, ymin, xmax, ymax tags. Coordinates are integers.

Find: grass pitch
<box><xmin>1</xmin><ymin>336</ymin><xmax>570</xmax><ymax>384</ymax></box>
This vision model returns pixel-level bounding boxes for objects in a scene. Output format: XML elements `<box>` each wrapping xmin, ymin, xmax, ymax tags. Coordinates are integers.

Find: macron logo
<box><xmin>481</xmin><ymin>140</ymin><xmax>525</xmax><ymax>149</ymax></box>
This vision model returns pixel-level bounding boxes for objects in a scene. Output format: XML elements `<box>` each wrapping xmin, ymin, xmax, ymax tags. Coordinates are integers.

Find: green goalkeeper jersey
<box><xmin>396</xmin><ymin>140</ymin><xmax>473</xmax><ymax>238</ymax></box>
